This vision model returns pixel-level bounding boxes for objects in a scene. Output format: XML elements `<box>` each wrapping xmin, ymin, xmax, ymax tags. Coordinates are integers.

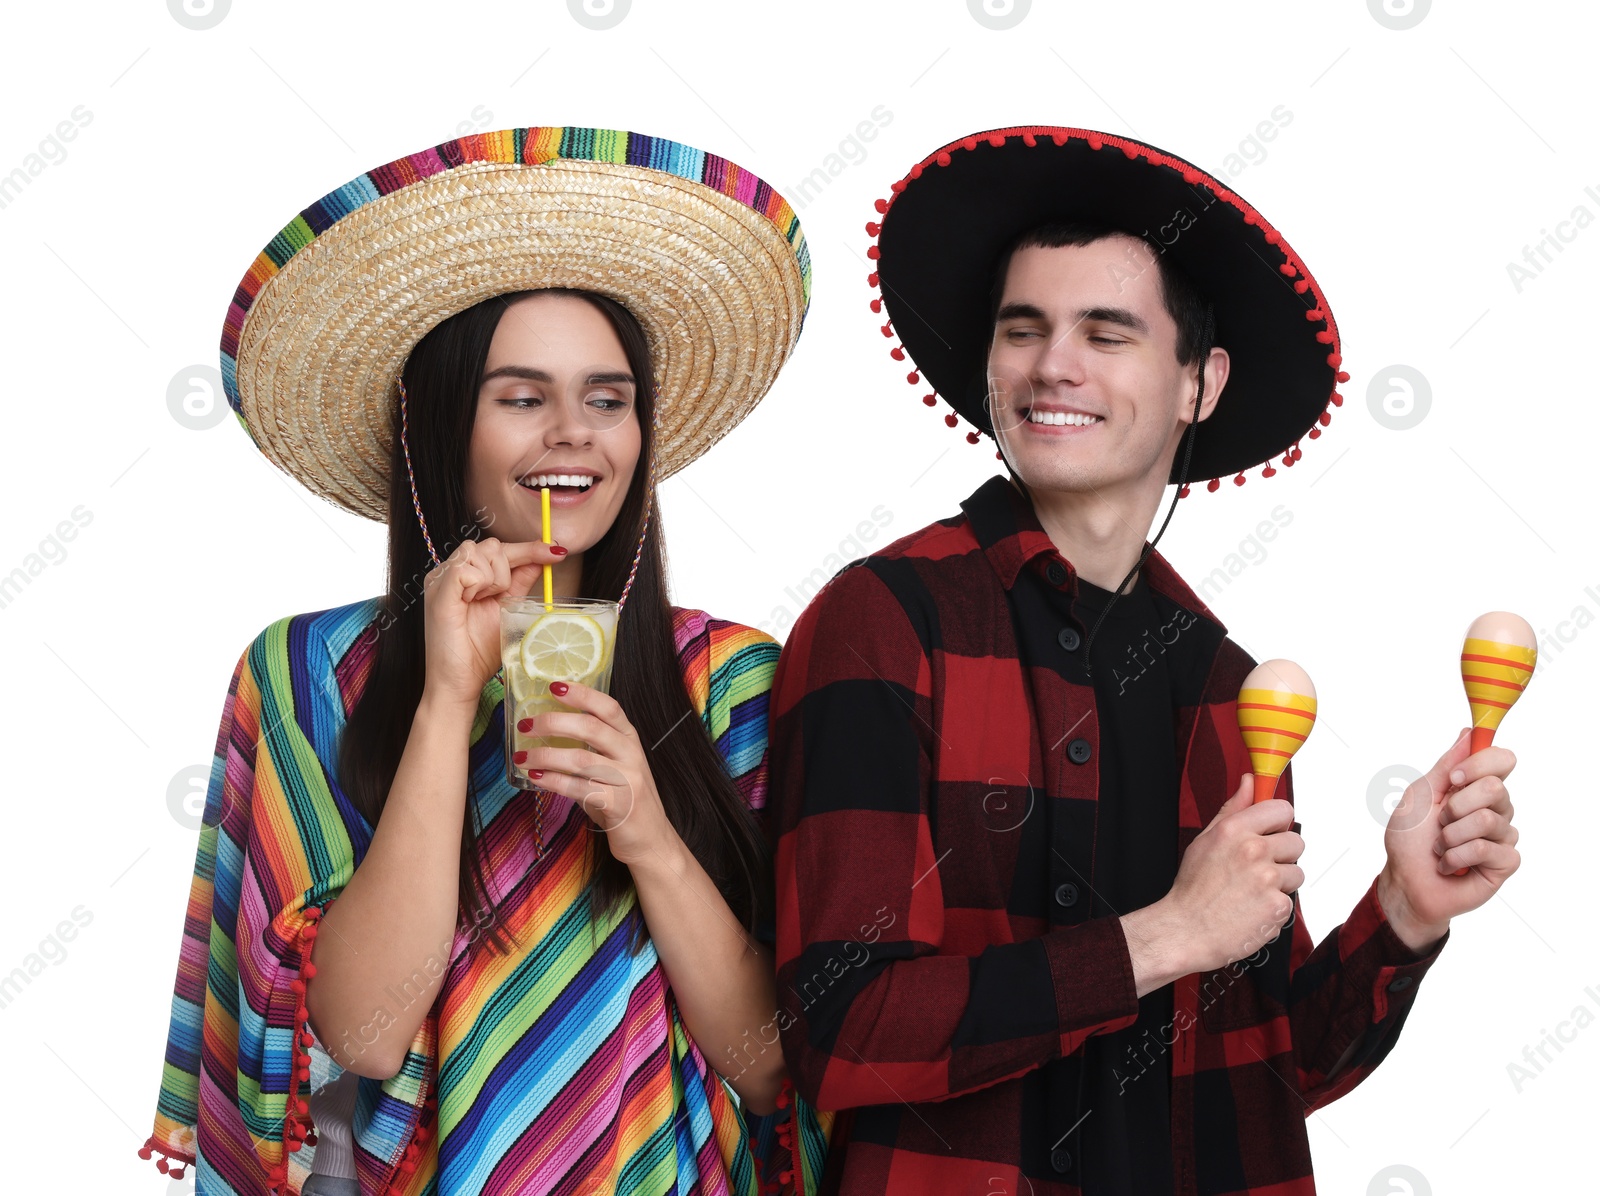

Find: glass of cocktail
<box><xmin>499</xmin><ymin>596</ymin><xmax>619</xmax><ymax>790</ymax></box>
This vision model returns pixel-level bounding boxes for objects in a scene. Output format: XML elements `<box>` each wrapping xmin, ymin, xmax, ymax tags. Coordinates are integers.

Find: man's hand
<box><xmin>1379</xmin><ymin>726</ymin><xmax>1521</xmax><ymax>951</ymax></box>
<box><xmin>1125</xmin><ymin>772</ymin><xmax>1306</xmax><ymax>994</ymax></box>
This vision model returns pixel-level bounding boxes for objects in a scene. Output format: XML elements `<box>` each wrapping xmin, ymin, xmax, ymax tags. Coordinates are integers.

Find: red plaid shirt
<box><xmin>768</xmin><ymin>475</ymin><xmax>1449</xmax><ymax>1195</ymax></box>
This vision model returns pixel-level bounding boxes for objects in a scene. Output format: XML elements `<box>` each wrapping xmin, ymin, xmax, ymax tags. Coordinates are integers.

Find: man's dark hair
<box><xmin>988</xmin><ymin>220</ymin><xmax>1211</xmax><ymax>367</ymax></box>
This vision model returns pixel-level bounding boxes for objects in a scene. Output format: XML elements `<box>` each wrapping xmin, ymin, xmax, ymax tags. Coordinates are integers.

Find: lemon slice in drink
<box><xmin>518</xmin><ymin>611</ymin><xmax>607</xmax><ymax>684</ymax></box>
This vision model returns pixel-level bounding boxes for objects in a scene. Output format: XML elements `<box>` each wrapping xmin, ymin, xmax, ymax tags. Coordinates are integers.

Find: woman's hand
<box><xmin>421</xmin><ymin>538</ymin><xmax>566</xmax><ymax>710</ymax></box>
<box><xmin>519</xmin><ymin>680</ymin><xmax>675</xmax><ymax>866</ymax></box>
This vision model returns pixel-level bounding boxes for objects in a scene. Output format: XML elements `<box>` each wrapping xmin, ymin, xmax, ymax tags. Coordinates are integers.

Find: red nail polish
<box><xmin>517</xmin><ymin>718</ymin><xmax>533</xmax><ymax>733</ymax></box>
<box><xmin>550</xmin><ymin>681</ymin><xmax>569</xmax><ymax>697</ymax></box>
<box><xmin>513</xmin><ymin>750</ymin><xmax>527</xmax><ymax>765</ymax></box>
<box><xmin>550</xmin><ymin>544</ymin><xmax>568</xmax><ymax>556</ymax></box>
<box><xmin>530</xmin><ymin>769</ymin><xmax>544</xmax><ymax>779</ymax></box>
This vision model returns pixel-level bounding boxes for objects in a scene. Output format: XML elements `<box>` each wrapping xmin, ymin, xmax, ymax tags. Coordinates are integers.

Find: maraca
<box><xmin>1237</xmin><ymin>659</ymin><xmax>1318</xmax><ymax>804</ymax></box>
<box><xmin>1447</xmin><ymin>612</ymin><xmax>1537</xmax><ymax>875</ymax></box>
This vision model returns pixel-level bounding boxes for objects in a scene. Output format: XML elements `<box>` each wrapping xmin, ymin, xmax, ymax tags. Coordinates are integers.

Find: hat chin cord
<box><xmin>397</xmin><ymin>377</ymin><xmax>657</xmax><ymax>615</ymax></box>
<box><xmin>1080</xmin><ymin>302</ymin><xmax>1215</xmax><ymax>681</ymax></box>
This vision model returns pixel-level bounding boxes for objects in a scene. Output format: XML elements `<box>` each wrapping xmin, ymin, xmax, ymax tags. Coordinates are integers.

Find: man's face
<box><xmin>987</xmin><ymin>236</ymin><xmax>1211</xmax><ymax>496</ymax></box>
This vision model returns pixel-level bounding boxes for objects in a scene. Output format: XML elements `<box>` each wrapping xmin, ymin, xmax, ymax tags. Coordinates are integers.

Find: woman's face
<box><xmin>465</xmin><ymin>293</ymin><xmax>643</xmax><ymax>556</ymax></box>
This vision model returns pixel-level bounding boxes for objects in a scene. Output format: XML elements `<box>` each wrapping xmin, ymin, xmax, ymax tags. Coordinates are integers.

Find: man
<box><xmin>766</xmin><ymin>127</ymin><xmax>1521</xmax><ymax>1195</ymax></box>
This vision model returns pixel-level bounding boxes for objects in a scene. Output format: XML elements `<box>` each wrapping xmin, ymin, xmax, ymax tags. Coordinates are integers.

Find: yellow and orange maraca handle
<box><xmin>1237</xmin><ymin>659</ymin><xmax>1318</xmax><ymax>805</ymax></box>
<box><xmin>1449</xmin><ymin>612</ymin><xmax>1536</xmax><ymax>875</ymax></box>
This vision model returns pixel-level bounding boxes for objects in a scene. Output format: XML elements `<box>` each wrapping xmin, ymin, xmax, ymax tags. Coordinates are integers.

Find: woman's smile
<box><xmin>516</xmin><ymin>467</ymin><xmax>603</xmax><ymax>508</ymax></box>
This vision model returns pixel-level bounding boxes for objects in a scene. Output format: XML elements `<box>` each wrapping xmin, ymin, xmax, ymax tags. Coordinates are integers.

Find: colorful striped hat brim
<box><xmin>224</xmin><ymin>127</ymin><xmax>812</xmax><ymax>520</ymax></box>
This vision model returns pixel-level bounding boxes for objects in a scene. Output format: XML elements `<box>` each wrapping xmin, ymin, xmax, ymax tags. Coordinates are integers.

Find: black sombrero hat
<box><xmin>866</xmin><ymin>125</ymin><xmax>1348</xmax><ymax>493</ymax></box>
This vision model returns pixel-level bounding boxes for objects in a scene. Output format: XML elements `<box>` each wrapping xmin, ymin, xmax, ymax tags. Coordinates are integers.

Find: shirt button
<box><xmin>1067</xmin><ymin>738</ymin><xmax>1092</xmax><ymax>764</ymax></box>
<box><xmin>1387</xmin><ymin>976</ymin><xmax>1413</xmax><ymax>993</ymax></box>
<box><xmin>1057</xmin><ymin>626</ymin><xmax>1081</xmax><ymax>651</ymax></box>
<box><xmin>1046</xmin><ymin>561</ymin><xmax>1068</xmax><ymax>586</ymax></box>
<box><xmin>1054</xmin><ymin>882</ymin><xmax>1079</xmax><ymax>908</ymax></box>
<box><xmin>1051</xmin><ymin>1147</ymin><xmax>1073</xmax><ymax>1173</ymax></box>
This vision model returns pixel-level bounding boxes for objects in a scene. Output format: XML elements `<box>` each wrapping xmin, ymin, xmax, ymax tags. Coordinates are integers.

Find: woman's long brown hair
<box><xmin>336</xmin><ymin>289</ymin><xmax>769</xmax><ymax>955</ymax></box>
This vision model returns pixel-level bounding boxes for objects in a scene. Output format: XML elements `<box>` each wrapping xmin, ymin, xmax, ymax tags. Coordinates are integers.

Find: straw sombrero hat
<box><xmin>222</xmin><ymin>126</ymin><xmax>812</xmax><ymax>520</ymax></box>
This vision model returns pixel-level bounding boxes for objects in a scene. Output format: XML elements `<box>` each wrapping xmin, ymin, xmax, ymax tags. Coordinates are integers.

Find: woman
<box><xmin>139</xmin><ymin>126</ymin><xmax>828</xmax><ymax>1196</ymax></box>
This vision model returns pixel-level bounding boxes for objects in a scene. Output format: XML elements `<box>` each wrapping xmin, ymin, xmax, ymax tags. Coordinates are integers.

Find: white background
<box><xmin>0</xmin><ymin>2</ymin><xmax>1592</xmax><ymax>1192</ymax></box>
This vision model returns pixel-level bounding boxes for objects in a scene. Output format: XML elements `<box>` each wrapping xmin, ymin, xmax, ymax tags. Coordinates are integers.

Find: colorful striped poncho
<box><xmin>140</xmin><ymin>598</ymin><xmax>832</xmax><ymax>1194</ymax></box>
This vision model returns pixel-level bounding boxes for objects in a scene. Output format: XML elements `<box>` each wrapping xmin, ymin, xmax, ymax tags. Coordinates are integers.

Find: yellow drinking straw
<box><xmin>540</xmin><ymin>486</ymin><xmax>553</xmax><ymax>611</ymax></box>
